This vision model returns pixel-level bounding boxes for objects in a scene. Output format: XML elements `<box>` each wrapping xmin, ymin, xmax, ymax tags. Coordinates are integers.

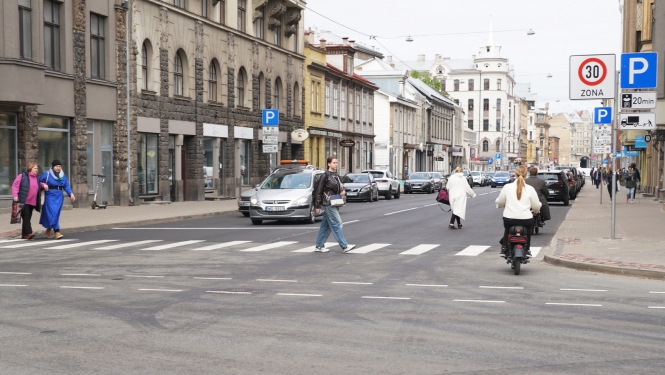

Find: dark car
<box><xmin>561</xmin><ymin>168</ymin><xmax>581</xmax><ymax>199</ymax></box>
<box><xmin>491</xmin><ymin>171</ymin><xmax>514</xmax><ymax>188</ymax></box>
<box><xmin>404</xmin><ymin>172</ymin><xmax>437</xmax><ymax>194</ymax></box>
<box><xmin>429</xmin><ymin>172</ymin><xmax>445</xmax><ymax>191</ymax></box>
<box><xmin>537</xmin><ymin>170</ymin><xmax>570</xmax><ymax>206</ymax></box>
<box><xmin>461</xmin><ymin>170</ymin><xmax>474</xmax><ymax>188</ymax></box>
<box><xmin>342</xmin><ymin>173</ymin><xmax>379</xmax><ymax>202</ymax></box>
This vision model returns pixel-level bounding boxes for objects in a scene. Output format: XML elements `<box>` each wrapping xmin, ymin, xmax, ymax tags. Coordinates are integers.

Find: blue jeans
<box><xmin>626</xmin><ymin>187</ymin><xmax>635</xmax><ymax>200</ymax></box>
<box><xmin>315</xmin><ymin>205</ymin><xmax>348</xmax><ymax>248</ymax></box>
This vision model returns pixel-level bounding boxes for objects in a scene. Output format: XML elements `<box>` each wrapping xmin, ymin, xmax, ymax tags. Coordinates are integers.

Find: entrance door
<box><xmin>181</xmin><ymin>143</ymin><xmax>187</xmax><ymax>200</ymax></box>
<box><xmin>218</xmin><ymin>141</ymin><xmax>225</xmax><ymax>196</ymax></box>
<box><xmin>348</xmin><ymin>147</ymin><xmax>353</xmax><ymax>173</ymax></box>
<box><xmin>100</xmin><ymin>148</ymin><xmax>113</xmax><ymax>204</ymax></box>
<box><xmin>169</xmin><ymin>136</ymin><xmax>176</xmax><ymax>202</ymax></box>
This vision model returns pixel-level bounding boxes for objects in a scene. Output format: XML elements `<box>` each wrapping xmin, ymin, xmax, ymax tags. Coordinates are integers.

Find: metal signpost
<box><xmin>262</xmin><ymin>109</ymin><xmax>279</xmax><ymax>170</ymax></box>
<box><xmin>594</xmin><ymin>106</ymin><xmax>613</xmax><ymax>205</ymax></box>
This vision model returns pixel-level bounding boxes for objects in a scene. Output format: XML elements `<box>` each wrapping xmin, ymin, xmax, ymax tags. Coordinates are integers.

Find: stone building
<box><xmin>549</xmin><ymin>133</ymin><xmax>560</xmax><ymax>166</ymax></box>
<box><xmin>131</xmin><ymin>0</ymin><xmax>305</xmax><ymax>203</ymax></box>
<box><xmin>548</xmin><ymin>113</ymin><xmax>571</xmax><ymax>167</ymax></box>
<box><xmin>0</xmin><ymin>0</ymin><xmax>125</xmax><ymax>209</ymax></box>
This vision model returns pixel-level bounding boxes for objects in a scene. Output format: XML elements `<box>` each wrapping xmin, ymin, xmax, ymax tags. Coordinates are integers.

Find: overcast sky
<box><xmin>304</xmin><ymin>0</ymin><xmax>623</xmax><ymax>115</ymax></box>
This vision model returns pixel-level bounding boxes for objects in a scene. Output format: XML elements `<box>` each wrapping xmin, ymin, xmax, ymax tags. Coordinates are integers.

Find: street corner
<box><xmin>544</xmin><ymin>253</ymin><xmax>665</xmax><ymax>280</ymax></box>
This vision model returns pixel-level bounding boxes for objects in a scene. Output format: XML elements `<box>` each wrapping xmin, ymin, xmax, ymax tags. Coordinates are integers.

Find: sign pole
<box><xmin>611</xmin><ymin>72</ymin><xmax>619</xmax><ymax>239</ymax></box>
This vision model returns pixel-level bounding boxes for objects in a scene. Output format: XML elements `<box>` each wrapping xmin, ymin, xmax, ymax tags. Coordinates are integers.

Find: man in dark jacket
<box><xmin>525</xmin><ymin>167</ymin><xmax>551</xmax><ymax>224</ymax></box>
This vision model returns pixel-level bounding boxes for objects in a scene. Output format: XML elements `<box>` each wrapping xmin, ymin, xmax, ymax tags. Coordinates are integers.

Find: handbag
<box><xmin>330</xmin><ymin>194</ymin><xmax>345</xmax><ymax>207</ymax></box>
<box><xmin>10</xmin><ymin>202</ymin><xmax>23</xmax><ymax>224</ymax></box>
<box><xmin>436</xmin><ymin>189</ymin><xmax>450</xmax><ymax>205</ymax></box>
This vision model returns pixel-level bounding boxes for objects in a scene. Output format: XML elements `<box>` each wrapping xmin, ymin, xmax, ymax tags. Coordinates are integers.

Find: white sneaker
<box><xmin>342</xmin><ymin>244</ymin><xmax>356</xmax><ymax>253</ymax></box>
<box><xmin>315</xmin><ymin>246</ymin><xmax>329</xmax><ymax>253</ymax></box>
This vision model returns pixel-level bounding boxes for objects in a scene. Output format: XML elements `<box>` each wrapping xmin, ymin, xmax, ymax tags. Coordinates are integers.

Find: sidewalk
<box><xmin>0</xmin><ymin>200</ymin><xmax>239</xmax><ymax>239</ymax></box>
<box><xmin>544</xmin><ymin>180</ymin><xmax>665</xmax><ymax>279</ymax></box>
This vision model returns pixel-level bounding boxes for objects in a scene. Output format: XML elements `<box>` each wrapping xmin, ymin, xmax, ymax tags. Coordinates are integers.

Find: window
<box><xmin>38</xmin><ymin>116</ymin><xmax>70</xmax><ymax>180</ymax></box>
<box><xmin>362</xmin><ymin>92</ymin><xmax>367</xmax><ymax>123</ymax></box>
<box><xmin>496</xmin><ymin>98</ymin><xmax>501</xmax><ymax>112</ymax></box>
<box><xmin>237</xmin><ymin>70</ymin><xmax>245</xmax><ymax>106</ymax></box>
<box><xmin>86</xmin><ymin>121</ymin><xmax>114</xmax><ymax>202</ymax></box>
<box><xmin>454</xmin><ymin>79</ymin><xmax>459</xmax><ymax>91</ymax></box>
<box><xmin>138</xmin><ymin>133</ymin><xmax>159</xmax><ymax>195</ymax></box>
<box><xmin>19</xmin><ymin>0</ymin><xmax>32</xmax><ymax>59</ymax></box>
<box><xmin>442</xmin><ymin>80</ymin><xmax>446</xmax><ymax>92</ymax></box>
<box><xmin>44</xmin><ymin>0</ymin><xmax>60</xmax><ymax>70</ymax></box>
<box><xmin>497</xmin><ymin>79</ymin><xmax>501</xmax><ymax>90</ymax></box>
<box><xmin>255</xmin><ymin>7</ymin><xmax>264</xmax><ymax>39</ymax></box>
<box><xmin>356</xmin><ymin>93</ymin><xmax>360</xmax><ymax>122</ymax></box>
<box><xmin>468</xmin><ymin>119</ymin><xmax>473</xmax><ymax>130</ymax></box>
<box><xmin>496</xmin><ymin>119</ymin><xmax>501</xmax><ymax>131</ymax></box>
<box><xmin>90</xmin><ymin>14</ymin><xmax>105</xmax><ymax>79</ymax></box>
<box><xmin>311</xmin><ymin>81</ymin><xmax>320</xmax><ymax>112</ymax></box>
<box><xmin>348</xmin><ymin>92</ymin><xmax>353</xmax><ymax>121</ymax></box>
<box><xmin>202</xmin><ymin>0</ymin><xmax>208</xmax><ymax>17</ymax></box>
<box><xmin>175</xmin><ymin>0</ymin><xmax>184</xmax><ymax>8</ymax></box>
<box><xmin>219</xmin><ymin>0</ymin><xmax>225</xmax><ymax>24</ymax></box>
<box><xmin>273</xmin><ymin>78</ymin><xmax>281</xmax><ymax>111</ymax></box>
<box><xmin>293</xmin><ymin>83</ymin><xmax>300</xmax><ymax>116</ymax></box>
<box><xmin>174</xmin><ymin>52</ymin><xmax>184</xmax><ymax>96</ymax></box>
<box><xmin>482</xmin><ymin>140</ymin><xmax>489</xmax><ymax>152</ymax></box>
<box><xmin>324</xmin><ymin>83</ymin><xmax>330</xmax><ymax>116</ymax></box>
<box><xmin>0</xmin><ymin>113</ymin><xmax>17</xmax><ymax>196</ymax></box>
<box><xmin>484</xmin><ymin>78</ymin><xmax>489</xmax><ymax>90</ymax></box>
<box><xmin>208</xmin><ymin>62</ymin><xmax>217</xmax><ymax>101</ymax></box>
<box><xmin>483</xmin><ymin>119</ymin><xmax>489</xmax><ymax>131</ymax></box>
<box><xmin>237</xmin><ymin>0</ymin><xmax>246</xmax><ymax>32</ymax></box>
<box><xmin>292</xmin><ymin>24</ymin><xmax>298</xmax><ymax>52</ymax></box>
<box><xmin>369</xmin><ymin>96</ymin><xmax>373</xmax><ymax>124</ymax></box>
<box><xmin>468</xmin><ymin>99</ymin><xmax>474</xmax><ymax>112</ymax></box>
<box><xmin>468</xmin><ymin>79</ymin><xmax>474</xmax><ymax>91</ymax></box>
<box><xmin>341</xmin><ymin>86</ymin><xmax>346</xmax><ymax>118</ymax></box>
<box><xmin>240</xmin><ymin>140</ymin><xmax>250</xmax><ymax>185</ymax></box>
<box><xmin>203</xmin><ymin>138</ymin><xmax>214</xmax><ymax>188</ymax></box>
<box><xmin>141</xmin><ymin>43</ymin><xmax>148</xmax><ymax>90</ymax></box>
<box><xmin>333</xmin><ymin>84</ymin><xmax>338</xmax><ymax>117</ymax></box>
<box><xmin>496</xmin><ymin>140</ymin><xmax>501</xmax><ymax>152</ymax></box>
<box><xmin>274</xmin><ymin>23</ymin><xmax>281</xmax><ymax>46</ymax></box>
<box><xmin>483</xmin><ymin>98</ymin><xmax>489</xmax><ymax>111</ymax></box>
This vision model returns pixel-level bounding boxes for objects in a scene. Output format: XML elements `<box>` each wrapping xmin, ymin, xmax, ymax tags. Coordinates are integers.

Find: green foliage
<box><xmin>410</xmin><ymin>70</ymin><xmax>442</xmax><ymax>92</ymax></box>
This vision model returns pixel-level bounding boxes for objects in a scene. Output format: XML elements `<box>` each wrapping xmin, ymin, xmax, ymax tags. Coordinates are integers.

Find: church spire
<box><xmin>486</xmin><ymin>18</ymin><xmax>495</xmax><ymax>47</ymax></box>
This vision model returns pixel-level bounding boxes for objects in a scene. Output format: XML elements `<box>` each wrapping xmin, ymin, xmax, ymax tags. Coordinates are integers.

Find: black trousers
<box><xmin>450</xmin><ymin>214</ymin><xmax>461</xmax><ymax>226</ymax></box>
<box><xmin>502</xmin><ymin>217</ymin><xmax>533</xmax><ymax>251</ymax></box>
<box><xmin>21</xmin><ymin>204</ymin><xmax>35</xmax><ymax>236</ymax></box>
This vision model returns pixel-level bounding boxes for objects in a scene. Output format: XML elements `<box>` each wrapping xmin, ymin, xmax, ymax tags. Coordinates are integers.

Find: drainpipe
<box><xmin>123</xmin><ymin>0</ymin><xmax>133</xmax><ymax>205</ymax></box>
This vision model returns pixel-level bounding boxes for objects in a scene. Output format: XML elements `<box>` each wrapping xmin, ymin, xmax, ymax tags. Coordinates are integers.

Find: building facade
<box><xmin>568</xmin><ymin>110</ymin><xmax>592</xmax><ymax>168</ymax></box>
<box><xmin>548</xmin><ymin>113</ymin><xmax>570</xmax><ymax>167</ymax></box>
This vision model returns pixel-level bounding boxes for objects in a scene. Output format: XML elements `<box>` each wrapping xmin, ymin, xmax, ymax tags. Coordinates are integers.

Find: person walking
<box><xmin>40</xmin><ymin>160</ymin><xmax>75</xmax><ymax>239</ymax></box>
<box><xmin>525</xmin><ymin>167</ymin><xmax>550</xmax><ymax>225</ymax></box>
<box><xmin>594</xmin><ymin>167</ymin><xmax>602</xmax><ymax>188</ymax></box>
<box><xmin>313</xmin><ymin>156</ymin><xmax>355</xmax><ymax>253</ymax></box>
<box><xmin>496</xmin><ymin>165</ymin><xmax>542</xmax><ymax>257</ymax></box>
<box><xmin>604</xmin><ymin>166</ymin><xmax>619</xmax><ymax>199</ymax></box>
<box><xmin>11</xmin><ymin>163</ymin><xmax>47</xmax><ymax>239</ymax></box>
<box><xmin>624</xmin><ymin>165</ymin><xmax>639</xmax><ymax>203</ymax></box>
<box><xmin>630</xmin><ymin>162</ymin><xmax>641</xmax><ymax>192</ymax></box>
<box><xmin>446</xmin><ymin>166</ymin><xmax>476</xmax><ymax>229</ymax></box>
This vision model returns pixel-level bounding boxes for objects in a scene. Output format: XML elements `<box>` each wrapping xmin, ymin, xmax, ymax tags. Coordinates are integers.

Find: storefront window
<box><xmin>87</xmin><ymin>122</ymin><xmax>94</xmax><ymax>192</ymax></box>
<box><xmin>325</xmin><ymin>138</ymin><xmax>330</xmax><ymax>162</ymax></box>
<box><xmin>87</xmin><ymin>120</ymin><xmax>114</xmax><ymax>203</ymax></box>
<box><xmin>138</xmin><ymin>133</ymin><xmax>159</xmax><ymax>195</ymax></box>
<box><xmin>240</xmin><ymin>140</ymin><xmax>250</xmax><ymax>185</ymax></box>
<box><xmin>203</xmin><ymin>138</ymin><xmax>214</xmax><ymax>189</ymax></box>
<box><xmin>0</xmin><ymin>113</ymin><xmax>17</xmax><ymax>196</ymax></box>
<box><xmin>38</xmin><ymin>116</ymin><xmax>69</xmax><ymax>177</ymax></box>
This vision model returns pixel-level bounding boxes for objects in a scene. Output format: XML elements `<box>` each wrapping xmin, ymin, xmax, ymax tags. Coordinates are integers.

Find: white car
<box><xmin>471</xmin><ymin>171</ymin><xmax>484</xmax><ymax>186</ymax></box>
<box><xmin>362</xmin><ymin>169</ymin><xmax>400</xmax><ymax>200</ymax></box>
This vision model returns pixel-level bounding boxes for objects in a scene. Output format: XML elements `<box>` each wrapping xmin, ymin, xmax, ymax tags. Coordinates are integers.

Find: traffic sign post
<box><xmin>594</xmin><ymin>107</ymin><xmax>613</xmax><ymax>124</ymax></box>
<box><xmin>569</xmin><ymin>54</ymin><xmax>616</xmax><ymax>100</ymax></box>
<box><xmin>620</xmin><ymin>52</ymin><xmax>658</xmax><ymax>89</ymax></box>
<box><xmin>619</xmin><ymin>113</ymin><xmax>656</xmax><ymax>130</ymax></box>
<box><xmin>621</xmin><ymin>92</ymin><xmax>657</xmax><ymax>109</ymax></box>
<box><xmin>262</xmin><ymin>109</ymin><xmax>279</xmax><ymax>126</ymax></box>
<box><xmin>261</xmin><ymin>109</ymin><xmax>280</xmax><ymax>169</ymax></box>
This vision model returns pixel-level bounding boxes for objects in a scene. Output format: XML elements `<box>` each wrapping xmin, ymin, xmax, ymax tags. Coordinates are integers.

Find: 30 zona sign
<box><xmin>570</xmin><ymin>54</ymin><xmax>616</xmax><ymax>100</ymax></box>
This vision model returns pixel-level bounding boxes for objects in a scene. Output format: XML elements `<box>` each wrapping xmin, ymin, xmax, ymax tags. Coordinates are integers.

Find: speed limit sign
<box><xmin>569</xmin><ymin>54</ymin><xmax>616</xmax><ymax>100</ymax></box>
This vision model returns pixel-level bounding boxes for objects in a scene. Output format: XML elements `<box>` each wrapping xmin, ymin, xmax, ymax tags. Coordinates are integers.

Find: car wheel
<box><xmin>306</xmin><ymin>205</ymin><xmax>316</xmax><ymax>224</ymax></box>
<box><xmin>491</xmin><ymin>185</ymin><xmax>495</xmax><ymax>188</ymax></box>
<box><xmin>242</xmin><ymin>212</ymin><xmax>250</xmax><ymax>217</ymax></box>
<box><xmin>251</xmin><ymin>219</ymin><xmax>262</xmax><ymax>225</ymax></box>
<box><xmin>386</xmin><ymin>189</ymin><xmax>393</xmax><ymax>200</ymax></box>
<box><xmin>373</xmin><ymin>191</ymin><xmax>379</xmax><ymax>201</ymax></box>
<box><xmin>394</xmin><ymin>188</ymin><xmax>401</xmax><ymax>199</ymax></box>
<box><xmin>563</xmin><ymin>196</ymin><xmax>570</xmax><ymax>206</ymax></box>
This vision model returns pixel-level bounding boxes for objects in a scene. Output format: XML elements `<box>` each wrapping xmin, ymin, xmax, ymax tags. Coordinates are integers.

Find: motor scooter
<box><xmin>505</xmin><ymin>226</ymin><xmax>530</xmax><ymax>275</ymax></box>
<box><xmin>91</xmin><ymin>174</ymin><xmax>107</xmax><ymax>209</ymax></box>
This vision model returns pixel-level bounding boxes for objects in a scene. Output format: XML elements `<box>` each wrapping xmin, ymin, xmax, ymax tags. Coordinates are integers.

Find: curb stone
<box><xmin>544</xmin><ymin>254</ymin><xmax>665</xmax><ymax>280</ymax></box>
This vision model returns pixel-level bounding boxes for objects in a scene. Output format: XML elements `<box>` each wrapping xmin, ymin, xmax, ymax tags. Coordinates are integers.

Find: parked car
<box><xmin>471</xmin><ymin>171</ymin><xmax>485</xmax><ymax>186</ymax></box>
<box><xmin>537</xmin><ymin>170</ymin><xmax>570</xmax><ymax>206</ymax></box>
<box><xmin>561</xmin><ymin>168</ymin><xmax>581</xmax><ymax>199</ymax></box>
<box><xmin>429</xmin><ymin>172</ymin><xmax>446</xmax><ymax>190</ymax></box>
<box><xmin>404</xmin><ymin>172</ymin><xmax>437</xmax><ymax>194</ymax></box>
<box><xmin>362</xmin><ymin>169</ymin><xmax>400</xmax><ymax>200</ymax></box>
<box><xmin>248</xmin><ymin>166</ymin><xmax>324</xmax><ymax>225</ymax></box>
<box><xmin>341</xmin><ymin>173</ymin><xmax>379</xmax><ymax>202</ymax></box>
<box><xmin>238</xmin><ymin>187</ymin><xmax>257</xmax><ymax>217</ymax></box>
<box><xmin>461</xmin><ymin>170</ymin><xmax>474</xmax><ymax>188</ymax></box>
<box><xmin>490</xmin><ymin>171</ymin><xmax>514</xmax><ymax>188</ymax></box>
<box><xmin>485</xmin><ymin>172</ymin><xmax>495</xmax><ymax>186</ymax></box>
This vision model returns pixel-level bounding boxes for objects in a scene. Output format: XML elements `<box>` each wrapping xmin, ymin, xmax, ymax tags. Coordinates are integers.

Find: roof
<box><xmin>315</xmin><ymin>30</ymin><xmax>384</xmax><ymax>58</ymax></box>
<box><xmin>355</xmin><ymin>57</ymin><xmax>397</xmax><ymax>71</ymax></box>
<box><xmin>514</xmin><ymin>83</ymin><xmax>536</xmax><ymax>100</ymax></box>
<box><xmin>326</xmin><ymin>63</ymin><xmax>378</xmax><ymax>89</ymax></box>
<box><xmin>392</xmin><ymin>59</ymin><xmax>476</xmax><ymax>73</ymax></box>
<box><xmin>407</xmin><ymin>78</ymin><xmax>455</xmax><ymax>106</ymax></box>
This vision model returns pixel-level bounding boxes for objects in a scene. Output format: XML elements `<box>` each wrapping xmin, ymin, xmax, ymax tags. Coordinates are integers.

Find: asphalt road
<box><xmin>2</xmin><ymin>185</ymin><xmax>665</xmax><ymax>374</ymax></box>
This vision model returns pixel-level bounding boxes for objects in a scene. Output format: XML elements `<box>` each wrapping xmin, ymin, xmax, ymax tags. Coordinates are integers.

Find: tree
<box><xmin>410</xmin><ymin>70</ymin><xmax>442</xmax><ymax>93</ymax></box>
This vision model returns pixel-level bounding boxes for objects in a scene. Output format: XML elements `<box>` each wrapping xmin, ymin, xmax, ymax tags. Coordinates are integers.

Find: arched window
<box><xmin>174</xmin><ymin>52</ymin><xmax>184</xmax><ymax>96</ymax></box>
<box><xmin>236</xmin><ymin>68</ymin><xmax>245</xmax><ymax>107</ymax></box>
<box><xmin>141</xmin><ymin>43</ymin><xmax>148</xmax><ymax>90</ymax></box>
<box><xmin>482</xmin><ymin>140</ymin><xmax>489</xmax><ymax>152</ymax></box>
<box><xmin>293</xmin><ymin>82</ymin><xmax>300</xmax><ymax>117</ymax></box>
<box><xmin>208</xmin><ymin>61</ymin><xmax>217</xmax><ymax>101</ymax></box>
<box><xmin>273</xmin><ymin>77</ymin><xmax>282</xmax><ymax>111</ymax></box>
<box><xmin>495</xmin><ymin>139</ymin><xmax>501</xmax><ymax>152</ymax></box>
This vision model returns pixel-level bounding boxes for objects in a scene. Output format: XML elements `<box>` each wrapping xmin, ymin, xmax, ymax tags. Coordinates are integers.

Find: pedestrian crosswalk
<box><xmin>0</xmin><ymin>239</ymin><xmax>543</xmax><ymax>258</ymax></box>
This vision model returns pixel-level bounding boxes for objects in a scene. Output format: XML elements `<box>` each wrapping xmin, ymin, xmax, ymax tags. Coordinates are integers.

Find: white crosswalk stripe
<box><xmin>530</xmin><ymin>247</ymin><xmax>542</xmax><ymax>258</ymax></box>
<box><xmin>347</xmin><ymin>243</ymin><xmax>391</xmax><ymax>254</ymax></box>
<box><xmin>141</xmin><ymin>240</ymin><xmax>206</xmax><ymax>250</ymax></box>
<box><xmin>191</xmin><ymin>241</ymin><xmax>252</xmax><ymax>251</ymax></box>
<box><xmin>46</xmin><ymin>240</ymin><xmax>118</xmax><ymax>250</ymax></box>
<box><xmin>399</xmin><ymin>244</ymin><xmax>439</xmax><ymax>255</ymax></box>
<box><xmin>0</xmin><ymin>239</ymin><xmax>74</xmax><ymax>248</ymax></box>
<box><xmin>292</xmin><ymin>242</ymin><xmax>336</xmax><ymax>253</ymax></box>
<box><xmin>241</xmin><ymin>241</ymin><xmax>298</xmax><ymax>252</ymax></box>
<box><xmin>94</xmin><ymin>240</ymin><xmax>163</xmax><ymax>250</ymax></box>
<box><xmin>455</xmin><ymin>245</ymin><xmax>491</xmax><ymax>256</ymax></box>
<box><xmin>0</xmin><ymin>239</ymin><xmax>23</xmax><ymax>244</ymax></box>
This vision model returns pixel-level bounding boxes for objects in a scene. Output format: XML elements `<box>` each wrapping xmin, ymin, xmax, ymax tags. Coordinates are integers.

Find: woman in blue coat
<box><xmin>39</xmin><ymin>160</ymin><xmax>76</xmax><ymax>239</ymax></box>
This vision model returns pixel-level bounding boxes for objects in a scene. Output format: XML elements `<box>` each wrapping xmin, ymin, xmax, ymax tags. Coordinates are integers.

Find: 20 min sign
<box><xmin>570</xmin><ymin>54</ymin><xmax>616</xmax><ymax>100</ymax></box>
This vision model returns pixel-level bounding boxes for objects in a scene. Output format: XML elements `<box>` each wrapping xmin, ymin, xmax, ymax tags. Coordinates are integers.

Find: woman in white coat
<box><xmin>446</xmin><ymin>167</ymin><xmax>477</xmax><ymax>229</ymax></box>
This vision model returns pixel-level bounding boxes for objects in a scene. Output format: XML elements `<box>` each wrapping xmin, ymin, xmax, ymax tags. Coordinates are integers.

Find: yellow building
<box><xmin>303</xmin><ymin>30</ymin><xmax>327</xmax><ymax>169</ymax></box>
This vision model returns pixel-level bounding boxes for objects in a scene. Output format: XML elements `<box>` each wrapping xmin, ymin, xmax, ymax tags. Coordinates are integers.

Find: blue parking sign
<box><xmin>621</xmin><ymin>52</ymin><xmax>658</xmax><ymax>89</ymax></box>
<box><xmin>488</xmin><ymin>158</ymin><xmax>493</xmax><ymax>165</ymax></box>
<box><xmin>594</xmin><ymin>107</ymin><xmax>612</xmax><ymax>124</ymax></box>
<box><xmin>262</xmin><ymin>109</ymin><xmax>279</xmax><ymax>126</ymax></box>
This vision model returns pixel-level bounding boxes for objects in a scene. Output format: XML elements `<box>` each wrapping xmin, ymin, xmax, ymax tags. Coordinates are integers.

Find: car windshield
<box><xmin>538</xmin><ymin>173</ymin><xmax>561</xmax><ymax>181</ymax></box>
<box><xmin>409</xmin><ymin>173</ymin><xmax>430</xmax><ymax>180</ymax></box>
<box><xmin>342</xmin><ymin>174</ymin><xmax>370</xmax><ymax>183</ymax></box>
<box><xmin>471</xmin><ymin>172</ymin><xmax>480</xmax><ymax>176</ymax></box>
<box><xmin>367</xmin><ymin>172</ymin><xmax>384</xmax><ymax>178</ymax></box>
<box><xmin>495</xmin><ymin>172</ymin><xmax>510</xmax><ymax>177</ymax></box>
<box><xmin>261</xmin><ymin>171</ymin><xmax>312</xmax><ymax>189</ymax></box>
<box><xmin>463</xmin><ymin>171</ymin><xmax>470</xmax><ymax>176</ymax></box>
<box><xmin>431</xmin><ymin>173</ymin><xmax>441</xmax><ymax>178</ymax></box>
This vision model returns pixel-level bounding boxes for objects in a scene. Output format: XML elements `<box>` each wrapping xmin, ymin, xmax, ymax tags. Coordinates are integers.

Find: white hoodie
<box><xmin>495</xmin><ymin>181</ymin><xmax>542</xmax><ymax>220</ymax></box>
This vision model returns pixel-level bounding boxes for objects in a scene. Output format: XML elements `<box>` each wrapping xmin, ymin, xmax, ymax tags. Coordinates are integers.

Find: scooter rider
<box><xmin>495</xmin><ymin>165</ymin><xmax>542</xmax><ymax>257</ymax></box>
<box><xmin>524</xmin><ymin>167</ymin><xmax>550</xmax><ymax>226</ymax></box>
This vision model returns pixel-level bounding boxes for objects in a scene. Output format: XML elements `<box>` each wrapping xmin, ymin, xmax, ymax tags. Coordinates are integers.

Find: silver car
<box><xmin>249</xmin><ymin>167</ymin><xmax>324</xmax><ymax>225</ymax></box>
<box><xmin>362</xmin><ymin>169</ymin><xmax>400</xmax><ymax>199</ymax></box>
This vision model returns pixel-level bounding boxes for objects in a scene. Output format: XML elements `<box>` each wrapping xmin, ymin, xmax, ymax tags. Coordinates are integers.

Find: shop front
<box><xmin>0</xmin><ymin>112</ymin><xmax>17</xmax><ymax>209</ymax></box>
<box><xmin>234</xmin><ymin>126</ymin><xmax>254</xmax><ymax>187</ymax></box>
<box><xmin>203</xmin><ymin>123</ymin><xmax>229</xmax><ymax>196</ymax></box>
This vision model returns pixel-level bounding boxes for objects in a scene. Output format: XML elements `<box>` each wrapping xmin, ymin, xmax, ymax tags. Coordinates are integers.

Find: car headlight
<box><xmin>293</xmin><ymin>194</ymin><xmax>309</xmax><ymax>205</ymax></box>
<box><xmin>250</xmin><ymin>196</ymin><xmax>258</xmax><ymax>205</ymax></box>
<box><xmin>361</xmin><ymin>185</ymin><xmax>371</xmax><ymax>192</ymax></box>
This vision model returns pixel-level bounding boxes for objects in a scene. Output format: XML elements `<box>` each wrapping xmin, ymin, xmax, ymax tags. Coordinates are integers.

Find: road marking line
<box><xmin>60</xmin><ymin>286</ymin><xmax>104</xmax><ymax>290</ymax></box>
<box><xmin>193</xmin><ymin>277</ymin><xmax>232</xmax><ymax>280</ymax></box>
<box><xmin>0</xmin><ymin>239</ymin><xmax>74</xmax><ymax>248</ymax></box>
<box><xmin>560</xmin><ymin>289</ymin><xmax>608</xmax><ymax>292</ymax></box>
<box><xmin>60</xmin><ymin>274</ymin><xmax>101</xmax><ymax>277</ymax></box>
<box><xmin>343</xmin><ymin>220</ymin><xmax>359</xmax><ymax>224</ymax></box>
<box><xmin>332</xmin><ymin>281</ymin><xmax>373</xmax><ymax>285</ymax></box>
<box><xmin>406</xmin><ymin>284</ymin><xmax>448</xmax><ymax>287</ymax></box>
<box><xmin>124</xmin><ymin>275</ymin><xmax>164</xmax><ymax>278</ymax></box>
<box><xmin>454</xmin><ymin>299</ymin><xmax>506</xmax><ymax>303</ymax></box>
<box><xmin>141</xmin><ymin>240</ymin><xmax>206</xmax><ymax>250</ymax></box>
<box><xmin>292</xmin><ymin>242</ymin><xmax>336</xmax><ymax>253</ymax></box>
<box><xmin>45</xmin><ymin>240</ymin><xmax>118</xmax><ymax>250</ymax></box>
<box><xmin>256</xmin><ymin>279</ymin><xmax>297</xmax><ymax>282</ymax></box>
<box><xmin>479</xmin><ymin>286</ymin><xmax>524</xmax><ymax>290</ymax></box>
<box><xmin>400</xmin><ymin>244</ymin><xmax>439</xmax><ymax>255</ymax></box>
<box><xmin>138</xmin><ymin>288</ymin><xmax>182</xmax><ymax>292</ymax></box>
<box><xmin>384</xmin><ymin>207</ymin><xmax>418</xmax><ymax>216</ymax></box>
<box><xmin>0</xmin><ymin>284</ymin><xmax>28</xmax><ymax>287</ymax></box>
<box><xmin>530</xmin><ymin>247</ymin><xmax>543</xmax><ymax>257</ymax></box>
<box><xmin>423</xmin><ymin>203</ymin><xmax>439</xmax><ymax>207</ymax></box>
<box><xmin>648</xmin><ymin>306</ymin><xmax>665</xmax><ymax>309</ymax></box>
<box><xmin>649</xmin><ymin>291</ymin><xmax>665</xmax><ymax>294</ymax></box>
<box><xmin>0</xmin><ymin>272</ymin><xmax>32</xmax><ymax>275</ymax></box>
<box><xmin>546</xmin><ymin>303</ymin><xmax>602</xmax><ymax>307</ymax></box>
<box><xmin>94</xmin><ymin>240</ymin><xmax>163</xmax><ymax>250</ymax></box>
<box><xmin>361</xmin><ymin>296</ymin><xmax>410</xmax><ymax>300</ymax></box>
<box><xmin>277</xmin><ymin>293</ymin><xmax>322</xmax><ymax>297</ymax></box>
<box><xmin>455</xmin><ymin>245</ymin><xmax>491</xmax><ymax>256</ymax></box>
<box><xmin>206</xmin><ymin>290</ymin><xmax>251</xmax><ymax>295</ymax></box>
<box><xmin>191</xmin><ymin>241</ymin><xmax>252</xmax><ymax>251</ymax></box>
<box><xmin>241</xmin><ymin>241</ymin><xmax>299</xmax><ymax>252</ymax></box>
<box><xmin>0</xmin><ymin>239</ymin><xmax>23</xmax><ymax>244</ymax></box>
<box><xmin>114</xmin><ymin>227</ymin><xmax>319</xmax><ymax>230</ymax></box>
<box><xmin>346</xmin><ymin>243</ymin><xmax>391</xmax><ymax>254</ymax></box>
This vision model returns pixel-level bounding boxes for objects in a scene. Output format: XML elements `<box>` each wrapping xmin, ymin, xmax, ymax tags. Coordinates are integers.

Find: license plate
<box><xmin>549</xmin><ymin>190</ymin><xmax>554</xmax><ymax>194</ymax></box>
<box><xmin>265</xmin><ymin>206</ymin><xmax>285</xmax><ymax>212</ymax></box>
<box><xmin>347</xmin><ymin>192</ymin><xmax>357</xmax><ymax>196</ymax></box>
<box><xmin>239</xmin><ymin>202</ymin><xmax>250</xmax><ymax>207</ymax></box>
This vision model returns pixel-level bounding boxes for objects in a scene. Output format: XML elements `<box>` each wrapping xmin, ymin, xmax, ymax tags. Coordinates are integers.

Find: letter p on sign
<box><xmin>594</xmin><ymin>107</ymin><xmax>612</xmax><ymax>125</ymax></box>
<box><xmin>621</xmin><ymin>52</ymin><xmax>658</xmax><ymax>89</ymax></box>
<box><xmin>262</xmin><ymin>109</ymin><xmax>279</xmax><ymax>126</ymax></box>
